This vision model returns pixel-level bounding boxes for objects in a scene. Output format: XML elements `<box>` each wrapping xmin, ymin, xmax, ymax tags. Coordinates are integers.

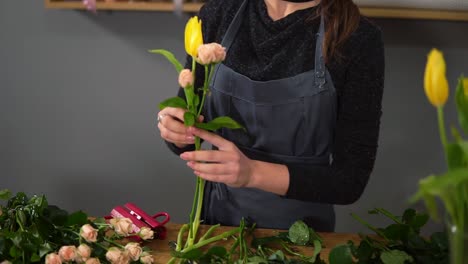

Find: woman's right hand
<box><xmin>157</xmin><ymin>107</ymin><xmax>201</xmax><ymax>148</ymax></box>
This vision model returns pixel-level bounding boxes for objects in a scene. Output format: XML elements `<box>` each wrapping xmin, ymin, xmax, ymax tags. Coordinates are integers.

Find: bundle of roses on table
<box><xmin>0</xmin><ymin>189</ymin><xmax>157</xmax><ymax>264</ymax></box>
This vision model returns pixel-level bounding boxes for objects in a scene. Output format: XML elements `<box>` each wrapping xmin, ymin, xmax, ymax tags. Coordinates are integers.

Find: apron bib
<box><xmin>202</xmin><ymin>0</ymin><xmax>337</xmax><ymax>231</ymax></box>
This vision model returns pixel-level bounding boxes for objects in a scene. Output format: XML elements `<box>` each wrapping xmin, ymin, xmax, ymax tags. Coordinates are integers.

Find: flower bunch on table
<box><xmin>0</xmin><ymin>190</ymin><xmax>156</xmax><ymax>264</ymax></box>
<box><xmin>150</xmin><ymin>16</ymin><xmax>244</xmax><ymax>263</ymax></box>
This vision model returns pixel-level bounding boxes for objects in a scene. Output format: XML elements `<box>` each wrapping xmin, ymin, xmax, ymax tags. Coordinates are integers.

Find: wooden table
<box><xmin>145</xmin><ymin>223</ymin><xmax>360</xmax><ymax>263</ymax></box>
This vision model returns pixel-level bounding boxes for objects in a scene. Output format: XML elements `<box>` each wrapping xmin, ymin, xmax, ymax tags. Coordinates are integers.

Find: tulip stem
<box><xmin>437</xmin><ymin>106</ymin><xmax>448</xmax><ymax>159</ymax></box>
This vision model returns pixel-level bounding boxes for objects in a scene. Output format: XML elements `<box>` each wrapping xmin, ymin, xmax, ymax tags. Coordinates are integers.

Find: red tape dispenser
<box><xmin>107</xmin><ymin>203</ymin><xmax>170</xmax><ymax>240</ymax></box>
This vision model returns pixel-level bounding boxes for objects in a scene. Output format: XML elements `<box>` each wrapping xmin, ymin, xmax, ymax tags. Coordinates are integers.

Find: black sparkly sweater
<box><xmin>167</xmin><ymin>0</ymin><xmax>385</xmax><ymax>205</ymax></box>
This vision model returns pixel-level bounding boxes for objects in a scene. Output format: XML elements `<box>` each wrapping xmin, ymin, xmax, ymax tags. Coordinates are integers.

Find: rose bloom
<box><xmin>124</xmin><ymin>242</ymin><xmax>142</xmax><ymax>261</ymax></box>
<box><xmin>106</xmin><ymin>247</ymin><xmax>130</xmax><ymax>264</ymax></box>
<box><xmin>139</xmin><ymin>252</ymin><xmax>154</xmax><ymax>264</ymax></box>
<box><xmin>110</xmin><ymin>218</ymin><xmax>134</xmax><ymax>236</ymax></box>
<box><xmin>85</xmin><ymin>258</ymin><xmax>101</xmax><ymax>264</ymax></box>
<box><xmin>197</xmin><ymin>43</ymin><xmax>226</xmax><ymax>65</ymax></box>
<box><xmin>75</xmin><ymin>244</ymin><xmax>92</xmax><ymax>263</ymax></box>
<box><xmin>58</xmin><ymin>245</ymin><xmax>77</xmax><ymax>262</ymax></box>
<box><xmin>138</xmin><ymin>227</ymin><xmax>154</xmax><ymax>240</ymax></box>
<box><xmin>178</xmin><ymin>69</ymin><xmax>194</xmax><ymax>88</ymax></box>
<box><xmin>80</xmin><ymin>224</ymin><xmax>98</xmax><ymax>243</ymax></box>
<box><xmin>45</xmin><ymin>253</ymin><xmax>62</xmax><ymax>264</ymax></box>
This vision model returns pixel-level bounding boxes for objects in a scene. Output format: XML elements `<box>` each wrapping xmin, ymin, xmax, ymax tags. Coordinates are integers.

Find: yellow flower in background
<box><xmin>424</xmin><ymin>49</ymin><xmax>449</xmax><ymax>107</ymax></box>
<box><xmin>464</xmin><ymin>78</ymin><xmax>468</xmax><ymax>96</ymax></box>
<box><xmin>185</xmin><ymin>16</ymin><xmax>203</xmax><ymax>58</ymax></box>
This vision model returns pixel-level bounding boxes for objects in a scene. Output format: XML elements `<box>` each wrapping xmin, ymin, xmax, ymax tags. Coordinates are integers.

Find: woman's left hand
<box><xmin>179</xmin><ymin>127</ymin><xmax>255</xmax><ymax>188</ymax></box>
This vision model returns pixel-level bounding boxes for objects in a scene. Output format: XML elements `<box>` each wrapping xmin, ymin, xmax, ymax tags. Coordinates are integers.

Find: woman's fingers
<box><xmin>180</xmin><ymin>150</ymin><xmax>237</xmax><ymax>163</ymax></box>
<box><xmin>158</xmin><ymin>120</ymin><xmax>194</xmax><ymax>144</ymax></box>
<box><xmin>188</xmin><ymin>127</ymin><xmax>232</xmax><ymax>150</ymax></box>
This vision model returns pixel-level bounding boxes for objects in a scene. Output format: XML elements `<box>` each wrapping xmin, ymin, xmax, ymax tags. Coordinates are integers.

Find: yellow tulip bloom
<box><xmin>185</xmin><ymin>16</ymin><xmax>203</xmax><ymax>58</ymax></box>
<box><xmin>424</xmin><ymin>49</ymin><xmax>449</xmax><ymax>107</ymax></box>
<box><xmin>464</xmin><ymin>78</ymin><xmax>468</xmax><ymax>97</ymax></box>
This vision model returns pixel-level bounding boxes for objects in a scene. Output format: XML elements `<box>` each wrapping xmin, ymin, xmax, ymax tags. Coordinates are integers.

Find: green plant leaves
<box><xmin>184</xmin><ymin>112</ymin><xmax>196</xmax><ymax>127</ymax></box>
<box><xmin>455</xmin><ymin>76</ymin><xmax>468</xmax><ymax>134</ymax></box>
<box><xmin>159</xmin><ymin>97</ymin><xmax>187</xmax><ymax>110</ymax></box>
<box><xmin>0</xmin><ymin>189</ymin><xmax>11</xmax><ymax>200</ymax></box>
<box><xmin>288</xmin><ymin>221</ymin><xmax>310</xmax><ymax>246</ymax></box>
<box><xmin>329</xmin><ymin>244</ymin><xmax>353</xmax><ymax>264</ymax></box>
<box><xmin>380</xmin><ymin>250</ymin><xmax>413</xmax><ymax>264</ymax></box>
<box><xmin>195</xmin><ymin>116</ymin><xmax>244</xmax><ymax>131</ymax></box>
<box><xmin>149</xmin><ymin>49</ymin><xmax>183</xmax><ymax>73</ymax></box>
<box><xmin>65</xmin><ymin>211</ymin><xmax>88</xmax><ymax>226</ymax></box>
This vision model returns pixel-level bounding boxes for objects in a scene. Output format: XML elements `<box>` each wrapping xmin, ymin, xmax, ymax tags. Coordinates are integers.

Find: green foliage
<box><xmin>195</xmin><ymin>117</ymin><xmax>245</xmax><ymax>132</ymax></box>
<box><xmin>159</xmin><ymin>96</ymin><xmax>188</xmax><ymax>110</ymax></box>
<box><xmin>455</xmin><ymin>77</ymin><xmax>468</xmax><ymax>134</ymax></box>
<box><xmin>148</xmin><ymin>49</ymin><xmax>184</xmax><ymax>73</ymax></box>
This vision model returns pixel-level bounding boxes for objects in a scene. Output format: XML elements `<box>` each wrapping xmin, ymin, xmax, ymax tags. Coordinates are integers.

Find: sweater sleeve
<box><xmin>285</xmin><ymin>20</ymin><xmax>385</xmax><ymax>205</ymax></box>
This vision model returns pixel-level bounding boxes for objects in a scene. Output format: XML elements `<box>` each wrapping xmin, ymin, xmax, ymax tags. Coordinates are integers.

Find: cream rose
<box><xmin>75</xmin><ymin>244</ymin><xmax>92</xmax><ymax>263</ymax></box>
<box><xmin>80</xmin><ymin>224</ymin><xmax>98</xmax><ymax>243</ymax></box>
<box><xmin>139</xmin><ymin>252</ymin><xmax>154</xmax><ymax>264</ymax></box>
<box><xmin>197</xmin><ymin>43</ymin><xmax>226</xmax><ymax>65</ymax></box>
<box><xmin>106</xmin><ymin>247</ymin><xmax>130</xmax><ymax>264</ymax></box>
<box><xmin>58</xmin><ymin>245</ymin><xmax>77</xmax><ymax>262</ymax></box>
<box><xmin>109</xmin><ymin>218</ymin><xmax>134</xmax><ymax>237</ymax></box>
<box><xmin>85</xmin><ymin>258</ymin><xmax>101</xmax><ymax>264</ymax></box>
<box><xmin>124</xmin><ymin>242</ymin><xmax>143</xmax><ymax>261</ymax></box>
<box><xmin>45</xmin><ymin>253</ymin><xmax>62</xmax><ymax>264</ymax></box>
<box><xmin>0</xmin><ymin>261</ymin><xmax>12</xmax><ymax>264</ymax></box>
<box><xmin>178</xmin><ymin>69</ymin><xmax>194</xmax><ymax>88</ymax></box>
<box><xmin>138</xmin><ymin>227</ymin><xmax>154</xmax><ymax>240</ymax></box>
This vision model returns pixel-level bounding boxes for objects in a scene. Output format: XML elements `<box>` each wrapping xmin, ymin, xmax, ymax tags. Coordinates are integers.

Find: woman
<box><xmin>158</xmin><ymin>0</ymin><xmax>384</xmax><ymax>231</ymax></box>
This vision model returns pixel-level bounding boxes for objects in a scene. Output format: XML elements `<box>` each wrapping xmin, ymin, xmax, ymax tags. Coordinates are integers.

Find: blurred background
<box><xmin>1</xmin><ymin>0</ymin><xmax>467</xmax><ymax>234</ymax></box>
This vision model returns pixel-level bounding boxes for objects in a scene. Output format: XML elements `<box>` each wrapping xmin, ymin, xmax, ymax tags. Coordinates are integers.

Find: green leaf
<box><xmin>382</xmin><ymin>224</ymin><xmax>410</xmax><ymax>241</ymax></box>
<box><xmin>195</xmin><ymin>116</ymin><xmax>244</xmax><ymax>132</ymax></box>
<box><xmin>268</xmin><ymin>250</ymin><xmax>285</xmax><ymax>261</ymax></box>
<box><xmin>409</xmin><ymin>213</ymin><xmax>429</xmax><ymax>232</ymax></box>
<box><xmin>30</xmin><ymin>253</ymin><xmax>40</xmax><ymax>262</ymax></box>
<box><xmin>246</xmin><ymin>256</ymin><xmax>268</xmax><ymax>264</ymax></box>
<box><xmin>446</xmin><ymin>143</ymin><xmax>466</xmax><ymax>170</ymax></box>
<box><xmin>309</xmin><ymin>227</ymin><xmax>323</xmax><ymax>244</ymax></box>
<box><xmin>402</xmin><ymin>209</ymin><xmax>416</xmax><ymax>224</ymax></box>
<box><xmin>329</xmin><ymin>244</ymin><xmax>353</xmax><ymax>264</ymax></box>
<box><xmin>44</xmin><ymin>205</ymin><xmax>68</xmax><ymax>226</ymax></box>
<box><xmin>0</xmin><ymin>189</ymin><xmax>11</xmax><ymax>200</ymax></box>
<box><xmin>380</xmin><ymin>250</ymin><xmax>413</xmax><ymax>264</ymax></box>
<box><xmin>455</xmin><ymin>76</ymin><xmax>468</xmax><ymax>134</ymax></box>
<box><xmin>355</xmin><ymin>240</ymin><xmax>373</xmax><ymax>262</ymax></box>
<box><xmin>159</xmin><ymin>97</ymin><xmax>187</xmax><ymax>110</ymax></box>
<box><xmin>65</xmin><ymin>211</ymin><xmax>88</xmax><ymax>226</ymax></box>
<box><xmin>39</xmin><ymin>242</ymin><xmax>53</xmax><ymax>258</ymax></box>
<box><xmin>311</xmin><ymin>239</ymin><xmax>322</xmax><ymax>262</ymax></box>
<box><xmin>288</xmin><ymin>220</ymin><xmax>310</xmax><ymax>246</ymax></box>
<box><xmin>184</xmin><ymin>112</ymin><xmax>196</xmax><ymax>127</ymax></box>
<box><xmin>148</xmin><ymin>49</ymin><xmax>183</xmax><ymax>73</ymax></box>
<box><xmin>430</xmin><ymin>232</ymin><xmax>448</xmax><ymax>251</ymax></box>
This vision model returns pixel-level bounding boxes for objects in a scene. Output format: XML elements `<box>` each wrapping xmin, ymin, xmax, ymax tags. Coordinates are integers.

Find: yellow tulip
<box><xmin>464</xmin><ymin>78</ymin><xmax>468</xmax><ymax>97</ymax></box>
<box><xmin>184</xmin><ymin>16</ymin><xmax>203</xmax><ymax>58</ymax></box>
<box><xmin>424</xmin><ymin>49</ymin><xmax>449</xmax><ymax>107</ymax></box>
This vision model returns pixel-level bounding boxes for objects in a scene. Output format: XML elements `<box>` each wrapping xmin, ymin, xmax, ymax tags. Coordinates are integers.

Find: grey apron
<box><xmin>202</xmin><ymin>0</ymin><xmax>337</xmax><ymax>231</ymax></box>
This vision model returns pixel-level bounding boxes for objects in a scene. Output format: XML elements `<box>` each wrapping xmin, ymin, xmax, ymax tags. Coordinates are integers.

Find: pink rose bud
<box><xmin>138</xmin><ymin>227</ymin><xmax>154</xmax><ymax>240</ymax></box>
<box><xmin>75</xmin><ymin>244</ymin><xmax>92</xmax><ymax>263</ymax></box>
<box><xmin>139</xmin><ymin>252</ymin><xmax>154</xmax><ymax>264</ymax></box>
<box><xmin>109</xmin><ymin>218</ymin><xmax>134</xmax><ymax>237</ymax></box>
<box><xmin>178</xmin><ymin>69</ymin><xmax>194</xmax><ymax>88</ymax></box>
<box><xmin>197</xmin><ymin>43</ymin><xmax>226</xmax><ymax>65</ymax></box>
<box><xmin>106</xmin><ymin>247</ymin><xmax>130</xmax><ymax>264</ymax></box>
<box><xmin>80</xmin><ymin>224</ymin><xmax>98</xmax><ymax>243</ymax></box>
<box><xmin>58</xmin><ymin>245</ymin><xmax>77</xmax><ymax>262</ymax></box>
<box><xmin>45</xmin><ymin>253</ymin><xmax>62</xmax><ymax>264</ymax></box>
<box><xmin>85</xmin><ymin>258</ymin><xmax>101</xmax><ymax>264</ymax></box>
<box><xmin>124</xmin><ymin>242</ymin><xmax>142</xmax><ymax>261</ymax></box>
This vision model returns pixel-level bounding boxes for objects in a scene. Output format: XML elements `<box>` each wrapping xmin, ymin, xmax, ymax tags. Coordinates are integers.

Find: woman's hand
<box><xmin>179</xmin><ymin>127</ymin><xmax>256</xmax><ymax>188</ymax></box>
<box><xmin>157</xmin><ymin>107</ymin><xmax>202</xmax><ymax>148</ymax></box>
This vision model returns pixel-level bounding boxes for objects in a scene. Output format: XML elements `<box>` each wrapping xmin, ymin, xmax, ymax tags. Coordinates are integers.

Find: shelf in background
<box><xmin>45</xmin><ymin>0</ymin><xmax>468</xmax><ymax>21</ymax></box>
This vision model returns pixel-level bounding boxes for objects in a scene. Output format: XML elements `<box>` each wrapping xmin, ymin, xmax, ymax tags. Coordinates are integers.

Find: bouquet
<box><xmin>150</xmin><ymin>16</ymin><xmax>245</xmax><ymax>263</ymax></box>
<box><xmin>0</xmin><ymin>189</ymin><xmax>157</xmax><ymax>264</ymax></box>
<box><xmin>411</xmin><ymin>49</ymin><xmax>468</xmax><ymax>264</ymax></box>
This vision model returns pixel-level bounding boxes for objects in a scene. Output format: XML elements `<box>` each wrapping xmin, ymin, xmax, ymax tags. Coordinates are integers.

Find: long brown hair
<box><xmin>314</xmin><ymin>0</ymin><xmax>361</xmax><ymax>62</ymax></box>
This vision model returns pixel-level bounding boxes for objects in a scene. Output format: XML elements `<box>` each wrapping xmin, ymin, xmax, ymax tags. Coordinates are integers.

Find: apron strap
<box><xmin>314</xmin><ymin>14</ymin><xmax>326</xmax><ymax>88</ymax></box>
<box><xmin>221</xmin><ymin>0</ymin><xmax>249</xmax><ymax>54</ymax></box>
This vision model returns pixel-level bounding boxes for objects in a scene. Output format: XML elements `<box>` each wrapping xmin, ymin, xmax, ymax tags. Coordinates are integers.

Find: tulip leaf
<box><xmin>0</xmin><ymin>189</ymin><xmax>11</xmax><ymax>200</ymax></box>
<box><xmin>445</xmin><ymin>143</ymin><xmax>466</xmax><ymax>170</ymax></box>
<box><xmin>149</xmin><ymin>49</ymin><xmax>183</xmax><ymax>73</ymax></box>
<box><xmin>159</xmin><ymin>96</ymin><xmax>187</xmax><ymax>110</ymax></box>
<box><xmin>184</xmin><ymin>112</ymin><xmax>196</xmax><ymax>127</ymax></box>
<box><xmin>455</xmin><ymin>76</ymin><xmax>468</xmax><ymax>134</ymax></box>
<box><xmin>195</xmin><ymin>116</ymin><xmax>244</xmax><ymax>131</ymax></box>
